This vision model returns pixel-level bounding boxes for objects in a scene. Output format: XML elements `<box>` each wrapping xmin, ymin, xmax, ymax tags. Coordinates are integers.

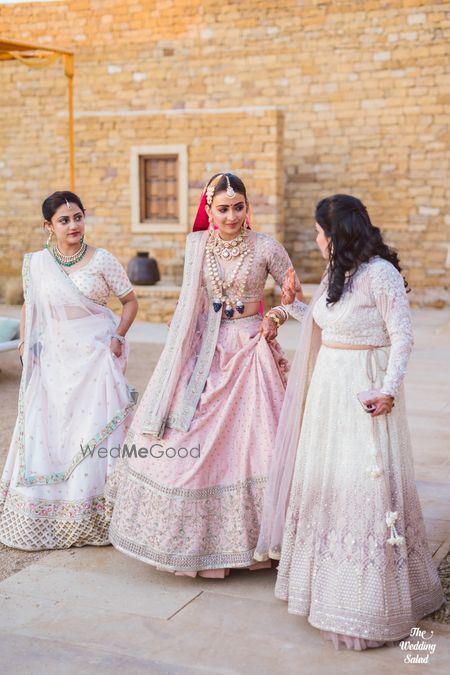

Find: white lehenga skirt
<box><xmin>0</xmin><ymin>343</ymin><xmax>135</xmax><ymax>551</ymax></box>
<box><xmin>276</xmin><ymin>346</ymin><xmax>444</xmax><ymax>643</ymax></box>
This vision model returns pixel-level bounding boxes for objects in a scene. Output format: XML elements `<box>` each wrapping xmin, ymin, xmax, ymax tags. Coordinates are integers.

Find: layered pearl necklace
<box><xmin>206</xmin><ymin>228</ymin><xmax>255</xmax><ymax>318</ymax></box>
<box><xmin>52</xmin><ymin>241</ymin><xmax>88</xmax><ymax>267</ymax></box>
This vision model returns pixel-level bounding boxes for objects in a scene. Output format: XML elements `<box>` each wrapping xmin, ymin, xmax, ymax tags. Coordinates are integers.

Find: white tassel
<box><xmin>367</xmin><ymin>464</ymin><xmax>384</xmax><ymax>478</ymax></box>
<box><xmin>367</xmin><ymin>443</ymin><xmax>383</xmax><ymax>479</ymax></box>
<box><xmin>386</xmin><ymin>511</ymin><xmax>398</xmax><ymax>527</ymax></box>
<box><xmin>385</xmin><ymin>511</ymin><xmax>405</xmax><ymax>546</ymax></box>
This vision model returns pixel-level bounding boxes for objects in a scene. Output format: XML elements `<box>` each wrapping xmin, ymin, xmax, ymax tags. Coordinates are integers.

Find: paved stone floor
<box><xmin>0</xmin><ymin>307</ymin><xmax>448</xmax><ymax>674</ymax></box>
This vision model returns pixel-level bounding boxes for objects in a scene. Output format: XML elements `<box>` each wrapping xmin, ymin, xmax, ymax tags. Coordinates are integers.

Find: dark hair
<box><xmin>315</xmin><ymin>194</ymin><xmax>408</xmax><ymax>305</ymax></box>
<box><xmin>42</xmin><ymin>191</ymin><xmax>85</xmax><ymax>222</ymax></box>
<box><xmin>207</xmin><ymin>172</ymin><xmax>248</xmax><ymax>203</ymax></box>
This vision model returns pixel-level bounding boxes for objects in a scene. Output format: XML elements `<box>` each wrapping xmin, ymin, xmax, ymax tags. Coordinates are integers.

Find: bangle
<box><xmin>275</xmin><ymin>306</ymin><xmax>289</xmax><ymax>322</ymax></box>
<box><xmin>266</xmin><ymin>305</ymin><xmax>288</xmax><ymax>325</ymax></box>
<box><xmin>17</xmin><ymin>340</ymin><xmax>24</xmax><ymax>351</ymax></box>
<box><xmin>265</xmin><ymin>312</ymin><xmax>281</xmax><ymax>327</ymax></box>
<box><xmin>111</xmin><ymin>333</ymin><xmax>126</xmax><ymax>344</ymax></box>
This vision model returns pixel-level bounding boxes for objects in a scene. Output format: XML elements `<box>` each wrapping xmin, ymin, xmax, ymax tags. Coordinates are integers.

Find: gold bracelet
<box><xmin>266</xmin><ymin>312</ymin><xmax>281</xmax><ymax>327</ymax></box>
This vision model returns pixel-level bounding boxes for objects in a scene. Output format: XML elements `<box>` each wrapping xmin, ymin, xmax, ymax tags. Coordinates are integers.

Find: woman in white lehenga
<box><xmin>256</xmin><ymin>194</ymin><xmax>444</xmax><ymax>649</ymax></box>
<box><xmin>0</xmin><ymin>191</ymin><xmax>138</xmax><ymax>550</ymax></box>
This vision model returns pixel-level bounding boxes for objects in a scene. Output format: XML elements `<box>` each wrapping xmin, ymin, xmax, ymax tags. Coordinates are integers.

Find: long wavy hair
<box><xmin>315</xmin><ymin>194</ymin><xmax>408</xmax><ymax>305</ymax></box>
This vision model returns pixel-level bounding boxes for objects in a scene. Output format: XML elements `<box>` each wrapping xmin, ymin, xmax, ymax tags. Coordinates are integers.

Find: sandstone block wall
<box><xmin>0</xmin><ymin>0</ymin><xmax>448</xmax><ymax>306</ymax></box>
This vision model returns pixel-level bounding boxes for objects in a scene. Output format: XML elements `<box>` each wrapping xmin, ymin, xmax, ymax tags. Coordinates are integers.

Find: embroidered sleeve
<box><xmin>370</xmin><ymin>262</ymin><xmax>413</xmax><ymax>397</ymax></box>
<box><xmin>22</xmin><ymin>253</ymin><xmax>32</xmax><ymax>300</ymax></box>
<box><xmin>264</xmin><ymin>236</ymin><xmax>307</xmax><ymax>323</ymax></box>
<box><xmin>100</xmin><ymin>250</ymin><xmax>133</xmax><ymax>298</ymax></box>
<box><xmin>281</xmin><ymin>299</ymin><xmax>307</xmax><ymax>322</ymax></box>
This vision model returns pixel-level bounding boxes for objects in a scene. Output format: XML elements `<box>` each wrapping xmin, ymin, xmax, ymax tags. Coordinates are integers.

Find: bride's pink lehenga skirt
<box><xmin>109</xmin><ymin>315</ymin><xmax>288</xmax><ymax>574</ymax></box>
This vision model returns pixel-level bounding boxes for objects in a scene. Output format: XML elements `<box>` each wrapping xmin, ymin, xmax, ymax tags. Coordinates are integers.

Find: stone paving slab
<box><xmin>34</xmin><ymin>546</ymin><xmax>281</xmax><ymax>604</ymax></box>
<box><xmin>0</xmin><ymin>633</ymin><xmax>207</xmax><ymax>675</ymax></box>
<box><xmin>0</xmin><ymin>565</ymin><xmax>448</xmax><ymax>675</ymax></box>
<box><xmin>0</xmin><ymin>562</ymin><xmax>203</xmax><ymax>622</ymax></box>
<box><xmin>0</xmin><ymin>533</ymin><xmax>448</xmax><ymax>673</ymax></box>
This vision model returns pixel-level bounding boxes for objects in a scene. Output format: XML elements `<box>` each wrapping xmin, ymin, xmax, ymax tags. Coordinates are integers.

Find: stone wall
<box><xmin>0</xmin><ymin>0</ymin><xmax>448</xmax><ymax>306</ymax></box>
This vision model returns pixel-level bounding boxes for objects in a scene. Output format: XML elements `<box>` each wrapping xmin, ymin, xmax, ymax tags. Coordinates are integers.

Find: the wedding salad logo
<box><xmin>399</xmin><ymin>627</ymin><xmax>437</xmax><ymax>665</ymax></box>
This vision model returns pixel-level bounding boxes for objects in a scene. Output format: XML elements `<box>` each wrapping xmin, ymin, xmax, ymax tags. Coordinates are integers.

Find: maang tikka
<box><xmin>206</xmin><ymin>174</ymin><xmax>236</xmax><ymax>206</ymax></box>
<box><xmin>225</xmin><ymin>175</ymin><xmax>236</xmax><ymax>199</ymax></box>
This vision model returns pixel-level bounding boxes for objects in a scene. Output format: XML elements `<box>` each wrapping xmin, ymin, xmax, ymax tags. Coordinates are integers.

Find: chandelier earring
<box><xmin>45</xmin><ymin>229</ymin><xmax>54</xmax><ymax>249</ymax></box>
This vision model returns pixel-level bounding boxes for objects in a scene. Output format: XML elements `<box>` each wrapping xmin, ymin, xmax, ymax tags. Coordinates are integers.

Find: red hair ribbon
<box><xmin>192</xmin><ymin>189</ymin><xmax>209</xmax><ymax>232</ymax></box>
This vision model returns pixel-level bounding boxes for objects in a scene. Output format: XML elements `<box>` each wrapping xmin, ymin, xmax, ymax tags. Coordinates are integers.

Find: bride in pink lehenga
<box><xmin>109</xmin><ymin>172</ymin><xmax>304</xmax><ymax>577</ymax></box>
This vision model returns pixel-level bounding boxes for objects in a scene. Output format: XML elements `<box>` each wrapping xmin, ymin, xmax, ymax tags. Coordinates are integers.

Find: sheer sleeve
<box><xmin>282</xmin><ymin>299</ymin><xmax>307</xmax><ymax>322</ymax></box>
<box><xmin>370</xmin><ymin>261</ymin><xmax>413</xmax><ymax>397</ymax></box>
<box><xmin>100</xmin><ymin>250</ymin><xmax>133</xmax><ymax>298</ymax></box>
<box><xmin>264</xmin><ymin>236</ymin><xmax>307</xmax><ymax>323</ymax></box>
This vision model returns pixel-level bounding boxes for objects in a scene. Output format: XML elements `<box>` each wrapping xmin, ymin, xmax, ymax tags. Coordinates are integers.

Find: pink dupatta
<box><xmin>255</xmin><ymin>278</ymin><xmax>327</xmax><ymax>560</ymax></box>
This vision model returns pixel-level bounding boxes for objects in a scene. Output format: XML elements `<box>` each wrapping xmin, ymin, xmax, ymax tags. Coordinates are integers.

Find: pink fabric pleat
<box><xmin>321</xmin><ymin>631</ymin><xmax>398</xmax><ymax>651</ymax></box>
<box><xmin>167</xmin><ymin>560</ymin><xmax>271</xmax><ymax>578</ymax></box>
<box><xmin>255</xmin><ymin>279</ymin><xmax>327</xmax><ymax>560</ymax></box>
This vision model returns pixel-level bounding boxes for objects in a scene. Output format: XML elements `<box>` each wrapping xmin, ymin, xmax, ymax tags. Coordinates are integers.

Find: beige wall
<box><xmin>0</xmin><ymin>0</ymin><xmax>448</xmax><ymax>304</ymax></box>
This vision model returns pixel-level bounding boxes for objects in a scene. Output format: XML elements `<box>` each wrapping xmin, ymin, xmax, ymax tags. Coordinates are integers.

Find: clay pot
<box><xmin>127</xmin><ymin>252</ymin><xmax>160</xmax><ymax>286</ymax></box>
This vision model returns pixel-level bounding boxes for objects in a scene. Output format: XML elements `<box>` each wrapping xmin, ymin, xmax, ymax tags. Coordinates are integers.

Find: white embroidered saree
<box><xmin>0</xmin><ymin>249</ymin><xmax>135</xmax><ymax>550</ymax></box>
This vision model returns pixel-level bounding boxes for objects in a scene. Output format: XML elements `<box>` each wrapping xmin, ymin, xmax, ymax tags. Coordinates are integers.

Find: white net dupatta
<box><xmin>17</xmin><ymin>248</ymin><xmax>134</xmax><ymax>487</ymax></box>
<box><xmin>254</xmin><ymin>279</ymin><xmax>326</xmax><ymax>560</ymax></box>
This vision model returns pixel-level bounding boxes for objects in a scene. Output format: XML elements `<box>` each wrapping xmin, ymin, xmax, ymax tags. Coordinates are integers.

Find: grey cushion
<box><xmin>0</xmin><ymin>317</ymin><xmax>20</xmax><ymax>343</ymax></box>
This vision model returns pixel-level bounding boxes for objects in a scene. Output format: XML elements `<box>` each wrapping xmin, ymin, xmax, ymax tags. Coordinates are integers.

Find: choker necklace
<box><xmin>53</xmin><ymin>241</ymin><xmax>88</xmax><ymax>267</ymax></box>
<box><xmin>212</xmin><ymin>229</ymin><xmax>247</xmax><ymax>260</ymax></box>
<box><xmin>206</xmin><ymin>228</ymin><xmax>255</xmax><ymax>318</ymax></box>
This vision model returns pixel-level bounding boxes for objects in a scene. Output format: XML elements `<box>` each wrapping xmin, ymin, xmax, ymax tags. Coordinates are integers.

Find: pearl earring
<box><xmin>45</xmin><ymin>230</ymin><xmax>54</xmax><ymax>249</ymax></box>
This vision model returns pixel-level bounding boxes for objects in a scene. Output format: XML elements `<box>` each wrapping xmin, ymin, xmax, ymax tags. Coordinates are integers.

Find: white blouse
<box><xmin>69</xmin><ymin>248</ymin><xmax>132</xmax><ymax>305</ymax></box>
<box><xmin>287</xmin><ymin>257</ymin><xmax>413</xmax><ymax>397</ymax></box>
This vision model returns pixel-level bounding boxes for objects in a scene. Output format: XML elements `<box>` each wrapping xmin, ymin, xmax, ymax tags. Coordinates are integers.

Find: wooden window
<box><xmin>139</xmin><ymin>155</ymin><xmax>178</xmax><ymax>223</ymax></box>
<box><xmin>131</xmin><ymin>144</ymin><xmax>187</xmax><ymax>233</ymax></box>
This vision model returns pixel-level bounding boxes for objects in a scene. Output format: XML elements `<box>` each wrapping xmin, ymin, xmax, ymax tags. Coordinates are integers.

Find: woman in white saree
<box><xmin>0</xmin><ymin>191</ymin><xmax>138</xmax><ymax>550</ymax></box>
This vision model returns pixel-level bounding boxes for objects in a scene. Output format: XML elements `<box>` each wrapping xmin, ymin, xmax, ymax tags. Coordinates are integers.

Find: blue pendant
<box><xmin>213</xmin><ymin>301</ymin><xmax>222</xmax><ymax>313</ymax></box>
<box><xmin>224</xmin><ymin>305</ymin><xmax>234</xmax><ymax>319</ymax></box>
<box><xmin>236</xmin><ymin>301</ymin><xmax>245</xmax><ymax>314</ymax></box>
